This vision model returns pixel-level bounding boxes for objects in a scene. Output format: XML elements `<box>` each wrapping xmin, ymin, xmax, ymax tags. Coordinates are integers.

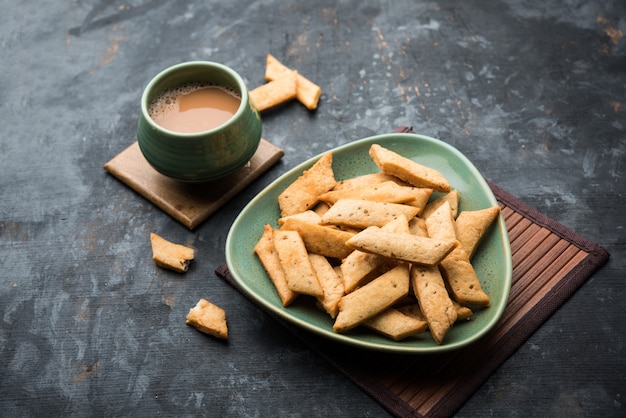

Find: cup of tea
<box><xmin>137</xmin><ymin>61</ymin><xmax>262</xmax><ymax>183</ymax></box>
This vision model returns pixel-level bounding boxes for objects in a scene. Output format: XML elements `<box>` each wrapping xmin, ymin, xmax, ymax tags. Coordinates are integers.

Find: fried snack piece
<box><xmin>340</xmin><ymin>216</ymin><xmax>410</xmax><ymax>293</ymax></box>
<box><xmin>455</xmin><ymin>206</ymin><xmax>501</xmax><ymax>258</ymax></box>
<box><xmin>421</xmin><ymin>189</ymin><xmax>460</xmax><ymax>220</ymax></box>
<box><xmin>320</xmin><ymin>199</ymin><xmax>420</xmax><ymax>229</ymax></box>
<box><xmin>309</xmin><ymin>254</ymin><xmax>344</xmax><ymax>318</ymax></box>
<box><xmin>278</xmin><ymin>210</ymin><xmax>322</xmax><ymax>226</ymax></box>
<box><xmin>363</xmin><ymin>308</ymin><xmax>428</xmax><ymax>341</ymax></box>
<box><xmin>369</xmin><ymin>144</ymin><xmax>451</xmax><ymax>193</ymax></box>
<box><xmin>403</xmin><ymin>187</ymin><xmax>434</xmax><ymax>213</ymax></box>
<box><xmin>394</xmin><ymin>298</ymin><xmax>474</xmax><ymax>323</ymax></box>
<box><xmin>424</xmin><ymin>201</ymin><xmax>457</xmax><ymax>242</ymax></box>
<box><xmin>278</xmin><ymin>152</ymin><xmax>336</xmax><ymax>217</ymax></box>
<box><xmin>280</xmin><ymin>217</ymin><xmax>354</xmax><ymax>259</ymax></box>
<box><xmin>265</xmin><ymin>54</ymin><xmax>322</xmax><ymax>110</ymax></box>
<box><xmin>186</xmin><ymin>299</ymin><xmax>228</xmax><ymax>340</ymax></box>
<box><xmin>396</xmin><ymin>304</ymin><xmax>426</xmax><ymax>321</ymax></box>
<box><xmin>332</xmin><ymin>172</ymin><xmax>399</xmax><ymax>190</ymax></box>
<box><xmin>346</xmin><ymin>227</ymin><xmax>458</xmax><ymax>266</ymax></box>
<box><xmin>423</xmin><ymin>202</ymin><xmax>490</xmax><ymax>306</ymax></box>
<box><xmin>313</xmin><ymin>201</ymin><xmax>331</xmax><ymax>216</ymax></box>
<box><xmin>340</xmin><ymin>250</ymin><xmax>386</xmax><ymax>294</ymax></box>
<box><xmin>440</xmin><ymin>246</ymin><xmax>490</xmax><ymax>307</ymax></box>
<box><xmin>453</xmin><ymin>301</ymin><xmax>474</xmax><ymax>321</ymax></box>
<box><xmin>273</xmin><ymin>230</ymin><xmax>323</xmax><ymax>297</ymax></box>
<box><xmin>318</xmin><ymin>181</ymin><xmax>417</xmax><ymax>205</ymax></box>
<box><xmin>333</xmin><ymin>264</ymin><xmax>410</xmax><ymax>333</ymax></box>
<box><xmin>410</xmin><ymin>264</ymin><xmax>457</xmax><ymax>345</ymax></box>
<box><xmin>254</xmin><ymin>225</ymin><xmax>298</xmax><ymax>306</ymax></box>
<box><xmin>249</xmin><ymin>71</ymin><xmax>297</xmax><ymax>112</ymax></box>
<box><xmin>149</xmin><ymin>232</ymin><xmax>195</xmax><ymax>273</ymax></box>
<box><xmin>408</xmin><ymin>216</ymin><xmax>429</xmax><ymax>237</ymax></box>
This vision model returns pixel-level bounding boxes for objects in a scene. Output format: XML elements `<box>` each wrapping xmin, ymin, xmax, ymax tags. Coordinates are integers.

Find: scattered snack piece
<box><xmin>320</xmin><ymin>199</ymin><xmax>420</xmax><ymax>229</ymax></box>
<box><xmin>369</xmin><ymin>144</ymin><xmax>451</xmax><ymax>193</ymax></box>
<box><xmin>455</xmin><ymin>206</ymin><xmax>501</xmax><ymax>258</ymax></box>
<box><xmin>309</xmin><ymin>254</ymin><xmax>344</xmax><ymax>318</ymax></box>
<box><xmin>186</xmin><ymin>299</ymin><xmax>228</xmax><ymax>340</ymax></box>
<box><xmin>249</xmin><ymin>71</ymin><xmax>297</xmax><ymax>112</ymax></box>
<box><xmin>333</xmin><ymin>264</ymin><xmax>410</xmax><ymax>333</ymax></box>
<box><xmin>265</xmin><ymin>54</ymin><xmax>322</xmax><ymax>110</ymax></box>
<box><xmin>363</xmin><ymin>308</ymin><xmax>428</xmax><ymax>341</ymax></box>
<box><xmin>150</xmin><ymin>232</ymin><xmax>195</xmax><ymax>273</ymax></box>
<box><xmin>439</xmin><ymin>246</ymin><xmax>490</xmax><ymax>307</ymax></box>
<box><xmin>273</xmin><ymin>230</ymin><xmax>323</xmax><ymax>297</ymax></box>
<box><xmin>346</xmin><ymin>227</ymin><xmax>458</xmax><ymax>266</ymax></box>
<box><xmin>410</xmin><ymin>264</ymin><xmax>457</xmax><ymax>345</ymax></box>
<box><xmin>254</xmin><ymin>225</ymin><xmax>298</xmax><ymax>306</ymax></box>
<box><xmin>280</xmin><ymin>217</ymin><xmax>354</xmax><ymax>259</ymax></box>
<box><xmin>278</xmin><ymin>152</ymin><xmax>336</xmax><ymax>217</ymax></box>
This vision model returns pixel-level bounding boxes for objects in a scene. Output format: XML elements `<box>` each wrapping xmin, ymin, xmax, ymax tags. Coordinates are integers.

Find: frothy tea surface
<box><xmin>149</xmin><ymin>82</ymin><xmax>241</xmax><ymax>133</ymax></box>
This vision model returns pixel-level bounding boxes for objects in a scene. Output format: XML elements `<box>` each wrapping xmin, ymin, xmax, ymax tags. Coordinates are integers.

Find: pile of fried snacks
<box><xmin>254</xmin><ymin>144</ymin><xmax>500</xmax><ymax>344</ymax></box>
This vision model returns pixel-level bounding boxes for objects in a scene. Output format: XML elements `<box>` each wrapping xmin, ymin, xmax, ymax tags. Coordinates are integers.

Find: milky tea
<box><xmin>148</xmin><ymin>82</ymin><xmax>241</xmax><ymax>133</ymax></box>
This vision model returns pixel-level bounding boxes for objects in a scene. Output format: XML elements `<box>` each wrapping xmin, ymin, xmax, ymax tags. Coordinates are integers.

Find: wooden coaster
<box><xmin>103</xmin><ymin>139</ymin><xmax>284</xmax><ymax>229</ymax></box>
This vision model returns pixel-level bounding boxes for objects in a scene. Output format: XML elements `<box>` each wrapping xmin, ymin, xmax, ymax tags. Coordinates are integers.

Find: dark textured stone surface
<box><xmin>1</xmin><ymin>0</ymin><xmax>624</xmax><ymax>416</ymax></box>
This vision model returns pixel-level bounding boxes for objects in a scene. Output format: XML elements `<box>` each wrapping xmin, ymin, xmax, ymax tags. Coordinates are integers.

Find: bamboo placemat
<box><xmin>216</xmin><ymin>180</ymin><xmax>609</xmax><ymax>418</ymax></box>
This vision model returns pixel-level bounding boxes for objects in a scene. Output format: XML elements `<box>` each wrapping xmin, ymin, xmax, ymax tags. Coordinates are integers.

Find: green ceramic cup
<box><xmin>137</xmin><ymin>61</ymin><xmax>262</xmax><ymax>183</ymax></box>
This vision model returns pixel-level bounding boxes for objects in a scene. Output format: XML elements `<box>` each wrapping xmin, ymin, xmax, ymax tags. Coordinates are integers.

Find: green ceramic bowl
<box><xmin>137</xmin><ymin>61</ymin><xmax>262</xmax><ymax>183</ymax></box>
<box><xmin>226</xmin><ymin>133</ymin><xmax>512</xmax><ymax>353</ymax></box>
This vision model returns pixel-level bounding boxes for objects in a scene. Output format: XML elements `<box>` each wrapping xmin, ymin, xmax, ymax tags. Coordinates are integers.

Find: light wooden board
<box><xmin>104</xmin><ymin>139</ymin><xmax>284</xmax><ymax>229</ymax></box>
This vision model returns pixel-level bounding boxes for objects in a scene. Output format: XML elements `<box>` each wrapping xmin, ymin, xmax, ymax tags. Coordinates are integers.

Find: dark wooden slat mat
<box><xmin>216</xmin><ymin>181</ymin><xmax>609</xmax><ymax>418</ymax></box>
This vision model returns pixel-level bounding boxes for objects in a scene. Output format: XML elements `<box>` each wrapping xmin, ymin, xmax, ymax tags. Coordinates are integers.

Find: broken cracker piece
<box><xmin>150</xmin><ymin>232</ymin><xmax>195</xmax><ymax>273</ymax></box>
<box><xmin>249</xmin><ymin>71</ymin><xmax>297</xmax><ymax>112</ymax></box>
<box><xmin>186</xmin><ymin>298</ymin><xmax>228</xmax><ymax>340</ymax></box>
<box><xmin>265</xmin><ymin>54</ymin><xmax>322</xmax><ymax>110</ymax></box>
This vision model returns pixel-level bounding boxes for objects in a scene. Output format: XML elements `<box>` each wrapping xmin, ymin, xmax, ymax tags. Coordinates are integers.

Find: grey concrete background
<box><xmin>1</xmin><ymin>0</ymin><xmax>624</xmax><ymax>416</ymax></box>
